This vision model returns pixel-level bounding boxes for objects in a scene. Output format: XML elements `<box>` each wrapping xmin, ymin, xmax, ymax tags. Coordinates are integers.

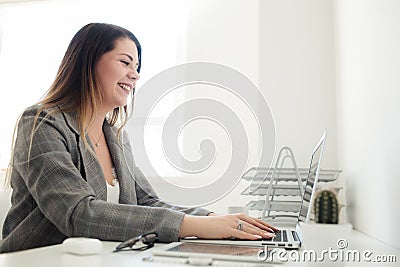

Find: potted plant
<box><xmin>314</xmin><ymin>189</ymin><xmax>339</xmax><ymax>224</ymax></box>
<box><xmin>299</xmin><ymin>189</ymin><xmax>352</xmax><ymax>251</ymax></box>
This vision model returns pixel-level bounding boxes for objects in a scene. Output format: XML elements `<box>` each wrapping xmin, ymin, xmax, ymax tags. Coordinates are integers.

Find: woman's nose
<box><xmin>128</xmin><ymin>69</ymin><xmax>140</xmax><ymax>81</ymax></box>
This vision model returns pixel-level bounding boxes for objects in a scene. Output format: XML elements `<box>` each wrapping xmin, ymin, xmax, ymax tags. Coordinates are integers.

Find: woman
<box><xmin>0</xmin><ymin>23</ymin><xmax>276</xmax><ymax>253</ymax></box>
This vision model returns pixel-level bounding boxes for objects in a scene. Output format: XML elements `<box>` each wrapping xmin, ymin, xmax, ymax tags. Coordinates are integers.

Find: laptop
<box><xmin>183</xmin><ymin>130</ymin><xmax>327</xmax><ymax>249</ymax></box>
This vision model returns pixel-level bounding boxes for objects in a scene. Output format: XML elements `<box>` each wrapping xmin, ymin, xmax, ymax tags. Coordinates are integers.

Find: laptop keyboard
<box><xmin>292</xmin><ymin>231</ymin><xmax>300</xmax><ymax>242</ymax></box>
<box><xmin>270</xmin><ymin>230</ymin><xmax>288</xmax><ymax>242</ymax></box>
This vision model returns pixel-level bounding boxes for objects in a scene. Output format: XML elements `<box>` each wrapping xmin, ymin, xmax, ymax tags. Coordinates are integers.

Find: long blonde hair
<box><xmin>5</xmin><ymin>23</ymin><xmax>141</xmax><ymax>187</ymax></box>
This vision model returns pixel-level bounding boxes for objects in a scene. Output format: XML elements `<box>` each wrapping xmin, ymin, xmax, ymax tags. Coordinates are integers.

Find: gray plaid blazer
<box><xmin>0</xmin><ymin>105</ymin><xmax>210</xmax><ymax>253</ymax></box>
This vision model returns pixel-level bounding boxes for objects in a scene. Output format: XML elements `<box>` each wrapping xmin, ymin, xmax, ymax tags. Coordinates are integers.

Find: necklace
<box><xmin>89</xmin><ymin>131</ymin><xmax>103</xmax><ymax>147</ymax></box>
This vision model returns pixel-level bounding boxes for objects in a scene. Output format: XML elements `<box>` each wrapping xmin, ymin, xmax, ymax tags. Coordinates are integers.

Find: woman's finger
<box><xmin>236</xmin><ymin>214</ymin><xmax>278</xmax><ymax>232</ymax></box>
<box><xmin>236</xmin><ymin>219</ymin><xmax>275</xmax><ymax>239</ymax></box>
<box><xmin>232</xmin><ymin>226</ymin><xmax>263</xmax><ymax>240</ymax></box>
<box><xmin>253</xmin><ymin>217</ymin><xmax>279</xmax><ymax>231</ymax></box>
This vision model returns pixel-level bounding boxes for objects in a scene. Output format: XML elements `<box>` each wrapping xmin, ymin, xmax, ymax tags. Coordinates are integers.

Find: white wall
<box><xmin>335</xmin><ymin>0</ymin><xmax>400</xmax><ymax>249</ymax></box>
<box><xmin>185</xmin><ymin>0</ymin><xmax>259</xmax><ymax>84</ymax></box>
<box><xmin>185</xmin><ymin>0</ymin><xmax>340</xmax><ymax>215</ymax></box>
<box><xmin>184</xmin><ymin>0</ymin><xmax>262</xmax><ymax>212</ymax></box>
<box><xmin>259</xmin><ymin>0</ymin><xmax>337</xmax><ymax>169</ymax></box>
<box><xmin>259</xmin><ymin>0</ymin><xmax>342</xmax><ymax>222</ymax></box>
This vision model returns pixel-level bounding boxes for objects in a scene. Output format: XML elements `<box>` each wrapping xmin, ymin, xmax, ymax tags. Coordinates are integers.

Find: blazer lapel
<box><xmin>62</xmin><ymin>111</ymin><xmax>107</xmax><ymax>201</ymax></box>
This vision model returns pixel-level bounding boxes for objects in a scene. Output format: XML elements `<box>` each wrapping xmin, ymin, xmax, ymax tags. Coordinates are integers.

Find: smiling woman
<box><xmin>0</xmin><ymin>22</ymin><xmax>208</xmax><ymax>253</ymax></box>
<box><xmin>0</xmin><ymin>22</ymin><xmax>277</xmax><ymax>254</ymax></box>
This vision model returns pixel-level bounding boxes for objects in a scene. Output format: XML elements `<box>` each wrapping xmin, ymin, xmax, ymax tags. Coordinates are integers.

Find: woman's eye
<box><xmin>121</xmin><ymin>60</ymin><xmax>129</xmax><ymax>66</ymax></box>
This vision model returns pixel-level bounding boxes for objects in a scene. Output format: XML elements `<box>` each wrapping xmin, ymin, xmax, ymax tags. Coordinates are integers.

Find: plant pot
<box><xmin>298</xmin><ymin>222</ymin><xmax>353</xmax><ymax>252</ymax></box>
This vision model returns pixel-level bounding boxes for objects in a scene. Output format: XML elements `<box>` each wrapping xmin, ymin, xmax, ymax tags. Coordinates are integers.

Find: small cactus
<box><xmin>314</xmin><ymin>189</ymin><xmax>339</xmax><ymax>224</ymax></box>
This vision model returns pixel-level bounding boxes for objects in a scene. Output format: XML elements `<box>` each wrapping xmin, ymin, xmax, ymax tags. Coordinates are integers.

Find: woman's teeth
<box><xmin>118</xmin><ymin>83</ymin><xmax>131</xmax><ymax>91</ymax></box>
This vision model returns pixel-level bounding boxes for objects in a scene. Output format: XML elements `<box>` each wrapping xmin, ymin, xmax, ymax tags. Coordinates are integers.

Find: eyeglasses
<box><xmin>113</xmin><ymin>233</ymin><xmax>158</xmax><ymax>252</ymax></box>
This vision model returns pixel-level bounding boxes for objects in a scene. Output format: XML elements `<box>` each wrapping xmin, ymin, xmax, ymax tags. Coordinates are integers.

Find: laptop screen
<box><xmin>297</xmin><ymin>131</ymin><xmax>326</xmax><ymax>223</ymax></box>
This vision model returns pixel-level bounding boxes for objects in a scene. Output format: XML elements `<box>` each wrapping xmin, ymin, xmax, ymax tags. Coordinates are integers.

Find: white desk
<box><xmin>0</xmin><ymin>241</ymin><xmax>161</xmax><ymax>267</ymax></box>
<box><xmin>0</xmin><ymin>229</ymin><xmax>398</xmax><ymax>267</ymax></box>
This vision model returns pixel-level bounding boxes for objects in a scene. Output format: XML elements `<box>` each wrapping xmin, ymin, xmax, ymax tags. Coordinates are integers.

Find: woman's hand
<box><xmin>179</xmin><ymin>213</ymin><xmax>278</xmax><ymax>240</ymax></box>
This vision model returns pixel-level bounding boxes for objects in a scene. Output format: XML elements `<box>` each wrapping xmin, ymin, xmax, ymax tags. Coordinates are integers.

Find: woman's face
<box><xmin>95</xmin><ymin>37</ymin><xmax>140</xmax><ymax>112</ymax></box>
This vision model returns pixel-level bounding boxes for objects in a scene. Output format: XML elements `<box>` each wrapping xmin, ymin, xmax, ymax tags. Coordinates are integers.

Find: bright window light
<box><xmin>0</xmin><ymin>0</ymin><xmax>189</xmax><ymax>170</ymax></box>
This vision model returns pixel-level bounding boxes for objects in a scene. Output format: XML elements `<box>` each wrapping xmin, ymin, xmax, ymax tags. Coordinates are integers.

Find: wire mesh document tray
<box><xmin>240</xmin><ymin>147</ymin><xmax>342</xmax><ymax>222</ymax></box>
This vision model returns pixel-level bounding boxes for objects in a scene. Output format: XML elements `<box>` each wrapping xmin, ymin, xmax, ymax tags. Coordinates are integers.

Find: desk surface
<box><xmin>0</xmin><ymin>229</ymin><xmax>398</xmax><ymax>267</ymax></box>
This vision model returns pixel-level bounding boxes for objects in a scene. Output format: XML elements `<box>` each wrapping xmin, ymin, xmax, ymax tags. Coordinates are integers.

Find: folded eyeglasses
<box><xmin>114</xmin><ymin>232</ymin><xmax>158</xmax><ymax>252</ymax></box>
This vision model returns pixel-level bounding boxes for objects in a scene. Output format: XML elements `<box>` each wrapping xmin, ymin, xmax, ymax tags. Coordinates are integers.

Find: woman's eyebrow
<box><xmin>119</xmin><ymin>53</ymin><xmax>133</xmax><ymax>61</ymax></box>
